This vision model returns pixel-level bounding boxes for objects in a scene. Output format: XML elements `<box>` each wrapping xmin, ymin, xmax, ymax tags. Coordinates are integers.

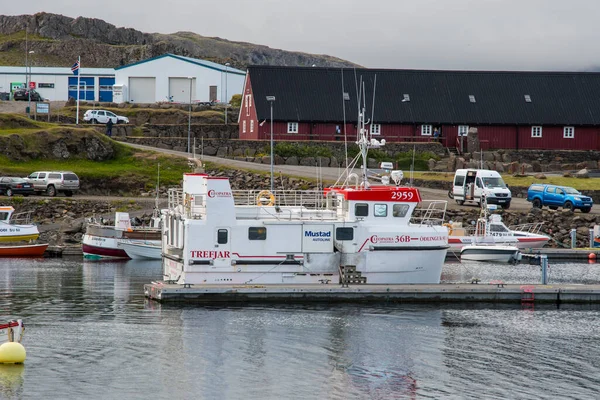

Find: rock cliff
<box><xmin>0</xmin><ymin>13</ymin><xmax>359</xmax><ymax>70</ymax></box>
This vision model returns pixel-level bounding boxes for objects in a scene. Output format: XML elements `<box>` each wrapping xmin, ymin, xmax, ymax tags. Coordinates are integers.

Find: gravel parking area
<box><xmin>0</xmin><ymin>100</ymin><xmax>66</xmax><ymax>115</ymax></box>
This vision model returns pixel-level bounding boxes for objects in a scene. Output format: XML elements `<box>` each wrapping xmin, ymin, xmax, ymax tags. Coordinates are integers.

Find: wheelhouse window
<box><xmin>336</xmin><ymin>227</ymin><xmax>354</xmax><ymax>241</ymax></box>
<box><xmin>393</xmin><ymin>204</ymin><xmax>410</xmax><ymax>217</ymax></box>
<box><xmin>287</xmin><ymin>122</ymin><xmax>298</xmax><ymax>134</ymax></box>
<box><xmin>458</xmin><ymin>125</ymin><xmax>469</xmax><ymax>136</ymax></box>
<box><xmin>355</xmin><ymin>203</ymin><xmax>369</xmax><ymax>217</ymax></box>
<box><xmin>531</xmin><ymin>126</ymin><xmax>542</xmax><ymax>138</ymax></box>
<box><xmin>370</xmin><ymin>124</ymin><xmax>381</xmax><ymax>135</ymax></box>
<box><xmin>374</xmin><ymin>204</ymin><xmax>387</xmax><ymax>217</ymax></box>
<box><xmin>248</xmin><ymin>227</ymin><xmax>266</xmax><ymax>240</ymax></box>
<box><xmin>421</xmin><ymin>125</ymin><xmax>432</xmax><ymax>136</ymax></box>
<box><xmin>217</xmin><ymin>229</ymin><xmax>228</xmax><ymax>244</ymax></box>
<box><xmin>563</xmin><ymin>126</ymin><xmax>574</xmax><ymax>139</ymax></box>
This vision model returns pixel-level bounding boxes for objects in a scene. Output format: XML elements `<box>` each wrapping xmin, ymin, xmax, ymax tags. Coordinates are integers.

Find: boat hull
<box><xmin>460</xmin><ymin>245</ymin><xmax>521</xmax><ymax>263</ymax></box>
<box><xmin>82</xmin><ymin>234</ymin><xmax>129</xmax><ymax>259</ymax></box>
<box><xmin>0</xmin><ymin>243</ymin><xmax>48</xmax><ymax>257</ymax></box>
<box><xmin>449</xmin><ymin>235</ymin><xmax>549</xmax><ymax>250</ymax></box>
<box><xmin>118</xmin><ymin>241</ymin><xmax>161</xmax><ymax>260</ymax></box>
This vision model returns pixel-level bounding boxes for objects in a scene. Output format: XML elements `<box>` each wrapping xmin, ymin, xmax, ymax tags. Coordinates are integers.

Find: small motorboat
<box><xmin>118</xmin><ymin>240</ymin><xmax>161</xmax><ymax>260</ymax></box>
<box><xmin>0</xmin><ymin>243</ymin><xmax>48</xmax><ymax>257</ymax></box>
<box><xmin>460</xmin><ymin>244</ymin><xmax>522</xmax><ymax>264</ymax></box>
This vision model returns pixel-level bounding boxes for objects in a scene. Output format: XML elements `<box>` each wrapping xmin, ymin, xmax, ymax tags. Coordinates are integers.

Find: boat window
<box><xmin>355</xmin><ymin>203</ymin><xmax>369</xmax><ymax>217</ymax></box>
<box><xmin>393</xmin><ymin>204</ymin><xmax>410</xmax><ymax>217</ymax></box>
<box><xmin>336</xmin><ymin>227</ymin><xmax>354</xmax><ymax>241</ymax></box>
<box><xmin>0</xmin><ymin>212</ymin><xmax>9</xmax><ymax>221</ymax></box>
<box><xmin>217</xmin><ymin>229</ymin><xmax>228</xmax><ymax>244</ymax></box>
<box><xmin>374</xmin><ymin>204</ymin><xmax>387</xmax><ymax>217</ymax></box>
<box><xmin>248</xmin><ymin>227</ymin><xmax>267</xmax><ymax>240</ymax></box>
<box><xmin>489</xmin><ymin>224</ymin><xmax>509</xmax><ymax>233</ymax></box>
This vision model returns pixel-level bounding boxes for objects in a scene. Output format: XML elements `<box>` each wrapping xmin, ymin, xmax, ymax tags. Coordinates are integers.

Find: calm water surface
<box><xmin>1</xmin><ymin>257</ymin><xmax>600</xmax><ymax>399</ymax></box>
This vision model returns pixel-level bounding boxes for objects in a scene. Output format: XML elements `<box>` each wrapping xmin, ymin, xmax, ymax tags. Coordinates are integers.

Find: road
<box><xmin>122</xmin><ymin>142</ymin><xmax>544</xmax><ymax>213</ymax></box>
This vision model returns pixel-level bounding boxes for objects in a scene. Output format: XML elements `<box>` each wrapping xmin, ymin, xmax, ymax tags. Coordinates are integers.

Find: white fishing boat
<box><xmin>0</xmin><ymin>207</ymin><xmax>40</xmax><ymax>242</ymax></box>
<box><xmin>160</xmin><ymin>84</ymin><xmax>449</xmax><ymax>285</ymax></box>
<box><xmin>460</xmin><ymin>244</ymin><xmax>522</xmax><ymax>263</ymax></box>
<box><xmin>118</xmin><ymin>240</ymin><xmax>161</xmax><ymax>260</ymax></box>
<box><xmin>447</xmin><ymin>204</ymin><xmax>550</xmax><ymax>250</ymax></box>
<box><xmin>83</xmin><ymin>212</ymin><xmax>161</xmax><ymax>259</ymax></box>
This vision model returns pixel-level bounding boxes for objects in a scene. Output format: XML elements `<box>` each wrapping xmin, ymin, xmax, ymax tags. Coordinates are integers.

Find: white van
<box><xmin>379</xmin><ymin>162</ymin><xmax>394</xmax><ymax>171</ymax></box>
<box><xmin>450</xmin><ymin>169</ymin><xmax>511</xmax><ymax>209</ymax></box>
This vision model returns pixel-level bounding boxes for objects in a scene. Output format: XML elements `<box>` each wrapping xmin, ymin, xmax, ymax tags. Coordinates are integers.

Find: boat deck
<box><xmin>144</xmin><ymin>281</ymin><xmax>600</xmax><ymax>304</ymax></box>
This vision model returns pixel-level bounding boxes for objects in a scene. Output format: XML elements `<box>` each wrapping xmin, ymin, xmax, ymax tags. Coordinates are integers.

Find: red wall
<box><xmin>238</xmin><ymin>75</ymin><xmax>259</xmax><ymax>140</ymax></box>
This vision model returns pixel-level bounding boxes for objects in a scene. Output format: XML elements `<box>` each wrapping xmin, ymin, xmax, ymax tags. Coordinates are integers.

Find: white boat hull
<box><xmin>118</xmin><ymin>240</ymin><xmax>162</xmax><ymax>260</ymax></box>
<box><xmin>460</xmin><ymin>245</ymin><xmax>522</xmax><ymax>263</ymax></box>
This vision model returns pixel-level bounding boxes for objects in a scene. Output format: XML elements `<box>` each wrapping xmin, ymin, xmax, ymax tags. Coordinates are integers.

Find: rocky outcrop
<box><xmin>0</xmin><ymin>13</ymin><xmax>358</xmax><ymax>69</ymax></box>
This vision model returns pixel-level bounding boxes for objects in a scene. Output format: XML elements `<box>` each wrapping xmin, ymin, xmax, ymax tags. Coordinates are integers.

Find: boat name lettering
<box><xmin>191</xmin><ymin>250</ymin><xmax>231</xmax><ymax>259</ymax></box>
<box><xmin>391</xmin><ymin>191</ymin><xmax>414</xmax><ymax>200</ymax></box>
<box><xmin>419</xmin><ymin>236</ymin><xmax>445</xmax><ymax>241</ymax></box>
<box><xmin>207</xmin><ymin>190</ymin><xmax>232</xmax><ymax>198</ymax></box>
<box><xmin>370</xmin><ymin>235</ymin><xmax>412</xmax><ymax>244</ymax></box>
<box><xmin>0</xmin><ymin>228</ymin><xmax>20</xmax><ymax>232</ymax></box>
<box><xmin>304</xmin><ymin>231</ymin><xmax>331</xmax><ymax>238</ymax></box>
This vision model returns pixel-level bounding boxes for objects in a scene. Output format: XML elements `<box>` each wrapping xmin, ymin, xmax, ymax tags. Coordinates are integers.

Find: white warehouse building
<box><xmin>114</xmin><ymin>53</ymin><xmax>246</xmax><ymax>104</ymax></box>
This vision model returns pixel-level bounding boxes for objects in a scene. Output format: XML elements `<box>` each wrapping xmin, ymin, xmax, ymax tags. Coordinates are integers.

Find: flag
<box><xmin>71</xmin><ymin>60</ymin><xmax>80</xmax><ymax>75</ymax></box>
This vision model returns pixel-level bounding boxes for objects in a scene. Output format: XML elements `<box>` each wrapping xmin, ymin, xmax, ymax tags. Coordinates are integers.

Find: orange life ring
<box><xmin>257</xmin><ymin>190</ymin><xmax>276</xmax><ymax>206</ymax></box>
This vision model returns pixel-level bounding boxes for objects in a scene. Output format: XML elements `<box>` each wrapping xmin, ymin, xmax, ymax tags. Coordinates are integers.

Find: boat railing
<box><xmin>232</xmin><ymin>190</ymin><xmax>326</xmax><ymax>208</ymax></box>
<box><xmin>8</xmin><ymin>211</ymin><xmax>34</xmax><ymax>225</ymax></box>
<box><xmin>509</xmin><ymin>221</ymin><xmax>545</xmax><ymax>234</ymax></box>
<box><xmin>410</xmin><ymin>200</ymin><xmax>448</xmax><ymax>226</ymax></box>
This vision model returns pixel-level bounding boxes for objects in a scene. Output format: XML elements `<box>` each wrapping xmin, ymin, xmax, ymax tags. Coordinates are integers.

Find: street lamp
<box><xmin>224</xmin><ymin>63</ymin><xmax>230</xmax><ymax>125</ymax></box>
<box><xmin>266</xmin><ymin>95</ymin><xmax>276</xmax><ymax>192</ymax></box>
<box><xmin>27</xmin><ymin>50</ymin><xmax>34</xmax><ymax>118</ymax></box>
<box><xmin>188</xmin><ymin>77</ymin><xmax>193</xmax><ymax>154</ymax></box>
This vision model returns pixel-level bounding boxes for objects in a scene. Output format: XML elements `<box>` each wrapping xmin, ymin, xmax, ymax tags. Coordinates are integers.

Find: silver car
<box><xmin>25</xmin><ymin>171</ymin><xmax>80</xmax><ymax>197</ymax></box>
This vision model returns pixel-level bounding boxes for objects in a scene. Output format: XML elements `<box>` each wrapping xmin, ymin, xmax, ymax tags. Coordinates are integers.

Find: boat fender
<box><xmin>257</xmin><ymin>190</ymin><xmax>276</xmax><ymax>207</ymax></box>
<box><xmin>443</xmin><ymin>223</ymin><xmax>453</xmax><ymax>236</ymax></box>
<box><xmin>0</xmin><ymin>342</ymin><xmax>26</xmax><ymax>364</ymax></box>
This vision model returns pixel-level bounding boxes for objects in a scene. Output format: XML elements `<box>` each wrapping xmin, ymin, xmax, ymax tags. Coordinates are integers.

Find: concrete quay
<box><xmin>144</xmin><ymin>282</ymin><xmax>600</xmax><ymax>305</ymax></box>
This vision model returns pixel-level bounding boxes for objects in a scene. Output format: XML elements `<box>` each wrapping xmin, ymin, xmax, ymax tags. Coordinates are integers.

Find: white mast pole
<box><xmin>76</xmin><ymin>56</ymin><xmax>81</xmax><ymax>125</ymax></box>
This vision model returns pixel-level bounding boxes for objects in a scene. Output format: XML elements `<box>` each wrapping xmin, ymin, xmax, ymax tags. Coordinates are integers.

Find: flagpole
<box><xmin>76</xmin><ymin>56</ymin><xmax>81</xmax><ymax>125</ymax></box>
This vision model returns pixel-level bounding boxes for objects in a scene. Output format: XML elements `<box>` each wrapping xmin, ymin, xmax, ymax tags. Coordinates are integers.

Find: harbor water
<box><xmin>2</xmin><ymin>257</ymin><xmax>600</xmax><ymax>399</ymax></box>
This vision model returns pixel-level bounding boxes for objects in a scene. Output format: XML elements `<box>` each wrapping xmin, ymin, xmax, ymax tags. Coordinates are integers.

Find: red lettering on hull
<box><xmin>190</xmin><ymin>250</ymin><xmax>231</xmax><ymax>259</ymax></box>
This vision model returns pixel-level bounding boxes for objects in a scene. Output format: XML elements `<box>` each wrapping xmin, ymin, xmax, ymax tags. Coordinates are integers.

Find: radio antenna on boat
<box><xmin>410</xmin><ymin>145</ymin><xmax>416</xmax><ymax>187</ymax></box>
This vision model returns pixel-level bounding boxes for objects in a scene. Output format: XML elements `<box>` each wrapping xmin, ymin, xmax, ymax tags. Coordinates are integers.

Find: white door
<box><xmin>128</xmin><ymin>77</ymin><xmax>156</xmax><ymax>103</ymax></box>
<box><xmin>169</xmin><ymin>78</ymin><xmax>195</xmax><ymax>103</ymax></box>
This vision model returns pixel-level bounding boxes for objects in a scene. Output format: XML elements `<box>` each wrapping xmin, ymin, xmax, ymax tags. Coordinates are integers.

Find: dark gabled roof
<box><xmin>248</xmin><ymin>66</ymin><xmax>600</xmax><ymax>126</ymax></box>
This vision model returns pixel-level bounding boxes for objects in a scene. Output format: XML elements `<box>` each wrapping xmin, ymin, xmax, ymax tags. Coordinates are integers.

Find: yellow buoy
<box><xmin>0</xmin><ymin>342</ymin><xmax>26</xmax><ymax>364</ymax></box>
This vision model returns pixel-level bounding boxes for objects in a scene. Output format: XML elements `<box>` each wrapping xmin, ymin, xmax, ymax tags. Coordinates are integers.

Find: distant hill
<box><xmin>0</xmin><ymin>13</ymin><xmax>360</xmax><ymax>70</ymax></box>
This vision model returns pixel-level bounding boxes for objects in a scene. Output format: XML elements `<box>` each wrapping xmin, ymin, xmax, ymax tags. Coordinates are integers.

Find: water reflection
<box><xmin>0</xmin><ymin>364</ymin><xmax>24</xmax><ymax>399</ymax></box>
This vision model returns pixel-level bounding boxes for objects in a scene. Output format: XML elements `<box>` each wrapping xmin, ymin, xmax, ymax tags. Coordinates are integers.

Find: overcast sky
<box><xmin>4</xmin><ymin>0</ymin><xmax>600</xmax><ymax>71</ymax></box>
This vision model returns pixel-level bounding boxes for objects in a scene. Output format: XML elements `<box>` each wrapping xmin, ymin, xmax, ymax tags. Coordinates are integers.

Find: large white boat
<box><xmin>160</xmin><ymin>89</ymin><xmax>449</xmax><ymax>286</ymax></box>
<box><xmin>83</xmin><ymin>212</ymin><xmax>161</xmax><ymax>259</ymax></box>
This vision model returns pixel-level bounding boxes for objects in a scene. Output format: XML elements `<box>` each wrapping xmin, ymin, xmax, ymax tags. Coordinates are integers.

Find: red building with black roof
<box><xmin>239</xmin><ymin>66</ymin><xmax>600</xmax><ymax>151</ymax></box>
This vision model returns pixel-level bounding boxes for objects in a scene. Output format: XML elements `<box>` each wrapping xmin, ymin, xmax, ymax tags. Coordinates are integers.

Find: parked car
<box><xmin>13</xmin><ymin>89</ymin><xmax>44</xmax><ymax>101</ymax></box>
<box><xmin>0</xmin><ymin>177</ymin><xmax>34</xmax><ymax>197</ymax></box>
<box><xmin>25</xmin><ymin>171</ymin><xmax>80</xmax><ymax>197</ymax></box>
<box><xmin>83</xmin><ymin>109</ymin><xmax>129</xmax><ymax>124</ymax></box>
<box><xmin>527</xmin><ymin>183</ymin><xmax>593</xmax><ymax>213</ymax></box>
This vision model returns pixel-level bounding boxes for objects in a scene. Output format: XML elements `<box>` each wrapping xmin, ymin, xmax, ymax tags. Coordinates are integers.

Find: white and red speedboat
<box><xmin>160</xmin><ymin>89</ymin><xmax>449</xmax><ymax>285</ymax></box>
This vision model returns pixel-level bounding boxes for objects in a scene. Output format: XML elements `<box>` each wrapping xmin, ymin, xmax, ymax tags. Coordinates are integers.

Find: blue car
<box><xmin>527</xmin><ymin>183</ymin><xmax>593</xmax><ymax>213</ymax></box>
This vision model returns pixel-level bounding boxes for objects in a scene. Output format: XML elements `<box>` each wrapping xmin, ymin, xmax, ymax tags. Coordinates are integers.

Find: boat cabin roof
<box><xmin>325</xmin><ymin>186</ymin><xmax>422</xmax><ymax>202</ymax></box>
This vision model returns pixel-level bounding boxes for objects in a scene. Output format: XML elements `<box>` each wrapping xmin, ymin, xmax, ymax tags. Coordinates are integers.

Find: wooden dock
<box><xmin>144</xmin><ymin>282</ymin><xmax>600</xmax><ymax>304</ymax></box>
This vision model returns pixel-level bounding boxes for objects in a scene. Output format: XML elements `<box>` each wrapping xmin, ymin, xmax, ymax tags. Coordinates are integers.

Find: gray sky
<box><xmin>4</xmin><ymin>0</ymin><xmax>600</xmax><ymax>71</ymax></box>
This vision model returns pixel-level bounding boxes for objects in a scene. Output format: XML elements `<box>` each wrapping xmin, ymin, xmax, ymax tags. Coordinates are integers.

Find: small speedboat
<box><xmin>117</xmin><ymin>240</ymin><xmax>161</xmax><ymax>260</ymax></box>
<box><xmin>460</xmin><ymin>244</ymin><xmax>522</xmax><ymax>263</ymax></box>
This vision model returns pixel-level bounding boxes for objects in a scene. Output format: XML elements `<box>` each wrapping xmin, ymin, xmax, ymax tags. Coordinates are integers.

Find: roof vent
<box><xmin>469</xmin><ymin>95</ymin><xmax>476</xmax><ymax>103</ymax></box>
<box><xmin>343</xmin><ymin>92</ymin><xmax>350</xmax><ymax>101</ymax></box>
<box><xmin>402</xmin><ymin>94</ymin><xmax>410</xmax><ymax>102</ymax></box>
<box><xmin>524</xmin><ymin>94</ymin><xmax>532</xmax><ymax>103</ymax></box>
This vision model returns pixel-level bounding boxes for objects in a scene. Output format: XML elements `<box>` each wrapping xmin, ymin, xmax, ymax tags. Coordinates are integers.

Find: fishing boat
<box><xmin>82</xmin><ymin>212</ymin><xmax>161</xmax><ymax>259</ymax></box>
<box><xmin>460</xmin><ymin>244</ymin><xmax>522</xmax><ymax>263</ymax></box>
<box><xmin>447</xmin><ymin>204</ymin><xmax>550</xmax><ymax>250</ymax></box>
<box><xmin>160</xmin><ymin>84</ymin><xmax>449</xmax><ymax>285</ymax></box>
<box><xmin>0</xmin><ymin>207</ymin><xmax>40</xmax><ymax>242</ymax></box>
<box><xmin>117</xmin><ymin>240</ymin><xmax>161</xmax><ymax>260</ymax></box>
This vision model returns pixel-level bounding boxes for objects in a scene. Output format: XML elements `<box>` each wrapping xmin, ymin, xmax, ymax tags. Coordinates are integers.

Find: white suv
<box><xmin>83</xmin><ymin>110</ymin><xmax>129</xmax><ymax>124</ymax></box>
